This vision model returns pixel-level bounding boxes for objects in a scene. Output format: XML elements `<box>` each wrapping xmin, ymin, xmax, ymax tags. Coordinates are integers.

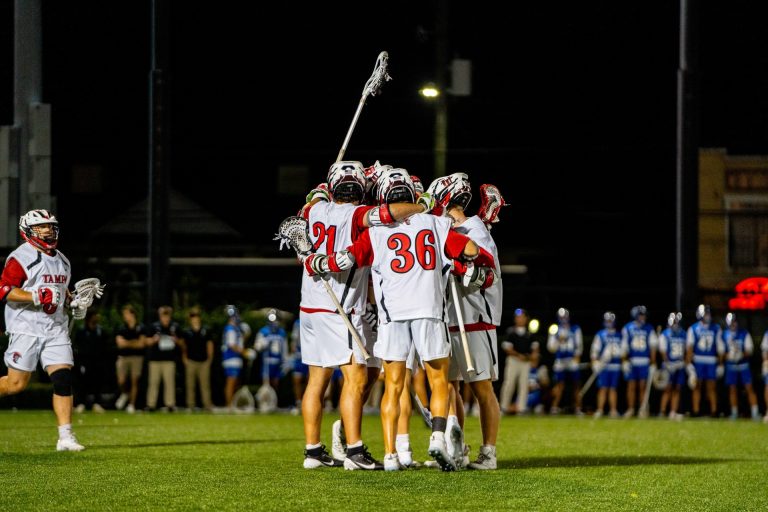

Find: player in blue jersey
<box><xmin>721</xmin><ymin>313</ymin><xmax>759</xmax><ymax>420</ymax></box>
<box><xmin>620</xmin><ymin>305</ymin><xmax>658</xmax><ymax>418</ymax></box>
<box><xmin>658</xmin><ymin>312</ymin><xmax>687</xmax><ymax>420</ymax></box>
<box><xmin>686</xmin><ymin>304</ymin><xmax>723</xmax><ymax>417</ymax></box>
<box><xmin>289</xmin><ymin>317</ymin><xmax>308</xmax><ymax>414</ymax></box>
<box><xmin>547</xmin><ymin>308</ymin><xmax>583</xmax><ymax>415</ymax></box>
<box><xmin>221</xmin><ymin>305</ymin><xmax>248</xmax><ymax>408</ymax></box>
<box><xmin>591</xmin><ymin>312</ymin><xmax>622</xmax><ymax>419</ymax></box>
<box><xmin>255</xmin><ymin>309</ymin><xmax>289</xmax><ymax>393</ymax></box>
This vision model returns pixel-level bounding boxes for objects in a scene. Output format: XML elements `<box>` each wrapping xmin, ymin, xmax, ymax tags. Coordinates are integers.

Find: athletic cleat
<box><xmin>303</xmin><ymin>445</ymin><xmax>343</xmax><ymax>469</ymax></box>
<box><xmin>458</xmin><ymin>444</ymin><xmax>470</xmax><ymax>469</ymax></box>
<box><xmin>56</xmin><ymin>436</ymin><xmax>85</xmax><ymax>452</ymax></box>
<box><xmin>92</xmin><ymin>403</ymin><xmax>106</xmax><ymax>414</ymax></box>
<box><xmin>609</xmin><ymin>410</ymin><xmax>620</xmax><ymax>419</ymax></box>
<box><xmin>384</xmin><ymin>453</ymin><xmax>405</xmax><ymax>471</ymax></box>
<box><xmin>331</xmin><ymin>420</ymin><xmax>347</xmax><ymax>461</ymax></box>
<box><xmin>447</xmin><ymin>423</ymin><xmax>463</xmax><ymax>466</ymax></box>
<box><xmin>423</xmin><ymin>459</ymin><xmax>439</xmax><ymax>468</ymax></box>
<box><xmin>125</xmin><ymin>404</ymin><xmax>135</xmax><ymax>414</ymax></box>
<box><xmin>467</xmin><ymin>445</ymin><xmax>497</xmax><ymax>470</ymax></box>
<box><xmin>398</xmin><ymin>449</ymin><xmax>415</xmax><ymax>467</ymax></box>
<box><xmin>115</xmin><ymin>393</ymin><xmax>128</xmax><ymax>410</ymax></box>
<box><xmin>549</xmin><ymin>406</ymin><xmax>560</xmax><ymax>415</ymax></box>
<box><xmin>344</xmin><ymin>445</ymin><xmax>383</xmax><ymax>470</ymax></box>
<box><xmin>593</xmin><ymin>411</ymin><xmax>603</xmax><ymax>419</ymax></box>
<box><xmin>428</xmin><ymin>433</ymin><xmax>457</xmax><ymax>472</ymax></box>
<box><xmin>623</xmin><ymin>409</ymin><xmax>634</xmax><ymax>419</ymax></box>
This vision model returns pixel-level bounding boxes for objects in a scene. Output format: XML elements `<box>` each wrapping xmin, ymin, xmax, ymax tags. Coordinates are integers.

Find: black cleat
<box><xmin>343</xmin><ymin>445</ymin><xmax>384</xmax><ymax>470</ymax></box>
<box><xmin>303</xmin><ymin>445</ymin><xmax>344</xmax><ymax>469</ymax></box>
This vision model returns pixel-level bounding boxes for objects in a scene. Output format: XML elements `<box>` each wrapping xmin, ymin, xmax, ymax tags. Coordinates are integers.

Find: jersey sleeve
<box><xmin>591</xmin><ymin>335</ymin><xmax>602</xmax><ymax>359</ymax></box>
<box><xmin>351</xmin><ymin>206</ymin><xmax>375</xmax><ymax>242</ymax></box>
<box><xmin>346</xmin><ymin>228</ymin><xmax>374</xmax><ymax>267</ymax></box>
<box><xmin>744</xmin><ymin>333</ymin><xmax>754</xmax><ymax>354</ymax></box>
<box><xmin>443</xmin><ymin>230</ymin><xmax>472</xmax><ymax>260</ymax></box>
<box><xmin>0</xmin><ymin>257</ymin><xmax>27</xmax><ymax>302</ymax></box>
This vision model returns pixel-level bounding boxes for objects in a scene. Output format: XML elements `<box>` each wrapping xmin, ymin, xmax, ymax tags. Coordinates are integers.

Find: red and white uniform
<box><xmin>2</xmin><ymin>243</ymin><xmax>71</xmax><ymax>337</ymax></box>
<box><xmin>447</xmin><ymin>215</ymin><xmax>503</xmax><ymax>382</ymax></box>
<box><xmin>346</xmin><ymin>214</ymin><xmax>483</xmax><ymax>362</ymax></box>
<box><xmin>299</xmin><ymin>201</ymin><xmax>376</xmax><ymax>367</ymax></box>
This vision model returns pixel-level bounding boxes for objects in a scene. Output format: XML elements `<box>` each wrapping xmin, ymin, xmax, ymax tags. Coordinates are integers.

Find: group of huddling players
<box><xmin>532</xmin><ymin>304</ymin><xmax>768</xmax><ymax>422</ymax></box>
<box><xmin>291</xmin><ymin>160</ymin><xmax>505</xmax><ymax>471</ymax></box>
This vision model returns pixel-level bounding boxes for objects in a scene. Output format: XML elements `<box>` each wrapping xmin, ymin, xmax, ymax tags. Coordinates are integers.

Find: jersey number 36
<box><xmin>387</xmin><ymin>230</ymin><xmax>436</xmax><ymax>274</ymax></box>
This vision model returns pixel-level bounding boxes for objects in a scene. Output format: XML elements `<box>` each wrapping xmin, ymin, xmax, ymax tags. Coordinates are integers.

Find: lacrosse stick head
<box><xmin>274</xmin><ymin>216</ymin><xmax>313</xmax><ymax>258</ymax></box>
<box><xmin>363</xmin><ymin>51</ymin><xmax>392</xmax><ymax>97</ymax></box>
<box><xmin>478</xmin><ymin>184</ymin><xmax>507</xmax><ymax>226</ymax></box>
<box><xmin>70</xmin><ymin>278</ymin><xmax>105</xmax><ymax>319</ymax></box>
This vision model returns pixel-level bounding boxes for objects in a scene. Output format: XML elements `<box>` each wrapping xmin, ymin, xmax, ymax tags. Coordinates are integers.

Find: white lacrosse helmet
<box><xmin>410</xmin><ymin>174</ymin><xmax>424</xmax><ymax>195</ymax></box>
<box><xmin>363</xmin><ymin>160</ymin><xmax>392</xmax><ymax>197</ymax></box>
<box><xmin>377</xmin><ymin>168</ymin><xmax>415</xmax><ymax>205</ymax></box>
<box><xmin>19</xmin><ymin>209</ymin><xmax>59</xmax><ymax>252</ymax></box>
<box><xmin>327</xmin><ymin>161</ymin><xmax>366</xmax><ymax>202</ymax></box>
<box><xmin>426</xmin><ymin>172</ymin><xmax>472</xmax><ymax>210</ymax></box>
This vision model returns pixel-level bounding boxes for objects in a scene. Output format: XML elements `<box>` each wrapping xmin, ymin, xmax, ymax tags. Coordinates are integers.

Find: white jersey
<box><xmin>4</xmin><ymin>243</ymin><xmax>71</xmax><ymax>338</ymax></box>
<box><xmin>445</xmin><ymin>215</ymin><xmax>502</xmax><ymax>327</ymax></box>
<box><xmin>363</xmin><ymin>214</ymin><xmax>454</xmax><ymax>323</ymax></box>
<box><xmin>300</xmin><ymin>201</ymin><xmax>370</xmax><ymax>314</ymax></box>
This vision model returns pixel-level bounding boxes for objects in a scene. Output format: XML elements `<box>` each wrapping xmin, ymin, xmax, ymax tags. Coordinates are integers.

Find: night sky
<box><xmin>4</xmin><ymin>2</ymin><xmax>768</xmax><ymax>320</ymax></box>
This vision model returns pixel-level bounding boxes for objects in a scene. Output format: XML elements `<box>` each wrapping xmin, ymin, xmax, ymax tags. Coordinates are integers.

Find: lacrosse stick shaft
<box><xmin>336</xmin><ymin>95</ymin><xmax>368</xmax><ymax>162</ymax></box>
<box><xmin>411</xmin><ymin>390</ymin><xmax>432</xmax><ymax>429</ymax></box>
<box><xmin>449</xmin><ymin>275</ymin><xmax>475</xmax><ymax>374</ymax></box>
<box><xmin>578</xmin><ymin>367</ymin><xmax>600</xmax><ymax>399</ymax></box>
<box><xmin>321</xmin><ymin>279</ymin><xmax>371</xmax><ymax>361</ymax></box>
<box><xmin>639</xmin><ymin>366</ymin><xmax>655</xmax><ymax>412</ymax></box>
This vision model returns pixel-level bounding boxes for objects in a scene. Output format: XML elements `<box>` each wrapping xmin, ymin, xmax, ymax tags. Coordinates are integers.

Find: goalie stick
<box><xmin>274</xmin><ymin>216</ymin><xmax>371</xmax><ymax>361</ymax></box>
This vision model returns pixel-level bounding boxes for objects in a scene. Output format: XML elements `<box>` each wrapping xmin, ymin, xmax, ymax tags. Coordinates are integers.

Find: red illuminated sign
<box><xmin>728</xmin><ymin>277</ymin><xmax>768</xmax><ymax>310</ymax></box>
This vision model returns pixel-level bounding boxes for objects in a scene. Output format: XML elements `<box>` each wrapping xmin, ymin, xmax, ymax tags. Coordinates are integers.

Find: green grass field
<box><xmin>1</xmin><ymin>410</ymin><xmax>766</xmax><ymax>511</ymax></box>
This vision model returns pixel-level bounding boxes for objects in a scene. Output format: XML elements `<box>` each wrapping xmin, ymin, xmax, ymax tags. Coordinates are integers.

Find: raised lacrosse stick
<box><xmin>69</xmin><ymin>278</ymin><xmax>106</xmax><ymax>320</ymax></box>
<box><xmin>336</xmin><ymin>51</ymin><xmax>392</xmax><ymax>162</ymax></box>
<box><xmin>274</xmin><ymin>216</ymin><xmax>371</xmax><ymax>361</ymax></box>
<box><xmin>449</xmin><ymin>274</ymin><xmax>475</xmax><ymax>376</ymax></box>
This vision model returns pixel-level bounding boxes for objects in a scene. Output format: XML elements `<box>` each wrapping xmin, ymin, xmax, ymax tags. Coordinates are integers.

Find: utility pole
<box><xmin>433</xmin><ymin>1</ymin><xmax>449</xmax><ymax>177</ymax></box>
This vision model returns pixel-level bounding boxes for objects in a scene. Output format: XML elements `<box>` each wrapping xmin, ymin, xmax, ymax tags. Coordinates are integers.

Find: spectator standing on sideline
<box><xmin>145</xmin><ymin>305</ymin><xmax>181</xmax><ymax>412</ymax></box>
<box><xmin>72</xmin><ymin>310</ymin><xmax>111</xmax><ymax>413</ymax></box>
<box><xmin>221</xmin><ymin>305</ymin><xmax>246</xmax><ymax>408</ymax></box>
<box><xmin>500</xmin><ymin>308</ymin><xmax>539</xmax><ymax>415</ymax></box>
<box><xmin>114</xmin><ymin>304</ymin><xmax>146</xmax><ymax>413</ymax></box>
<box><xmin>180</xmin><ymin>307</ymin><xmax>214</xmax><ymax>411</ymax></box>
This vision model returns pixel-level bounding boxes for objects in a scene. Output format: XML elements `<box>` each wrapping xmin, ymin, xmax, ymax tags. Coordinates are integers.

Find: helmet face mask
<box><xmin>19</xmin><ymin>209</ymin><xmax>59</xmax><ymax>252</ymax></box>
<box><xmin>426</xmin><ymin>173</ymin><xmax>472</xmax><ymax>212</ymax></box>
<box><xmin>556</xmin><ymin>307</ymin><xmax>570</xmax><ymax>325</ymax></box>
<box><xmin>725</xmin><ymin>312</ymin><xmax>737</xmax><ymax>329</ymax></box>
<box><xmin>667</xmin><ymin>312</ymin><xmax>682</xmax><ymax>327</ymax></box>
<box><xmin>328</xmin><ymin>161</ymin><xmax>366</xmax><ymax>203</ymax></box>
<box><xmin>603</xmin><ymin>311</ymin><xmax>615</xmax><ymax>328</ymax></box>
<box><xmin>630</xmin><ymin>305</ymin><xmax>647</xmax><ymax>322</ymax></box>
<box><xmin>377</xmin><ymin>168</ymin><xmax>415</xmax><ymax>205</ymax></box>
<box><xmin>696</xmin><ymin>304</ymin><xmax>711</xmax><ymax>322</ymax></box>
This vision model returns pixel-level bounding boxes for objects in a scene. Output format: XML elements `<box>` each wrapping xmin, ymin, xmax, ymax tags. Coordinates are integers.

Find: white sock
<box><xmin>481</xmin><ymin>444</ymin><xmax>496</xmax><ymax>456</ymax></box>
<box><xmin>751</xmin><ymin>405</ymin><xmax>758</xmax><ymax>416</ymax></box>
<box><xmin>396</xmin><ymin>434</ymin><xmax>410</xmax><ymax>453</ymax></box>
<box><xmin>347</xmin><ymin>440</ymin><xmax>363</xmax><ymax>449</ymax></box>
<box><xmin>731</xmin><ymin>406</ymin><xmax>738</xmax><ymax>416</ymax></box>
<box><xmin>58</xmin><ymin>424</ymin><xmax>73</xmax><ymax>440</ymax></box>
<box><xmin>306</xmin><ymin>442</ymin><xmax>322</xmax><ymax>450</ymax></box>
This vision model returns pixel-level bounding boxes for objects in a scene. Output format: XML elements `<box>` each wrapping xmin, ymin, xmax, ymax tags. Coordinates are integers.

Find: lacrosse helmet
<box><xmin>630</xmin><ymin>305</ymin><xmax>647</xmax><ymax>321</ymax></box>
<box><xmin>426</xmin><ymin>172</ymin><xmax>472</xmax><ymax>210</ymax></box>
<box><xmin>556</xmin><ymin>307</ymin><xmax>570</xmax><ymax>325</ymax></box>
<box><xmin>327</xmin><ymin>161</ymin><xmax>366</xmax><ymax>202</ymax></box>
<box><xmin>667</xmin><ymin>312</ymin><xmax>683</xmax><ymax>327</ymax></box>
<box><xmin>695</xmin><ymin>304</ymin><xmax>711</xmax><ymax>322</ymax></box>
<box><xmin>725</xmin><ymin>312</ymin><xmax>738</xmax><ymax>329</ymax></box>
<box><xmin>603</xmin><ymin>311</ymin><xmax>616</xmax><ymax>328</ymax></box>
<box><xmin>364</xmin><ymin>161</ymin><xmax>392</xmax><ymax>197</ymax></box>
<box><xmin>410</xmin><ymin>174</ymin><xmax>424</xmax><ymax>195</ymax></box>
<box><xmin>225</xmin><ymin>304</ymin><xmax>240</xmax><ymax>321</ymax></box>
<box><xmin>377</xmin><ymin>168</ymin><xmax>415</xmax><ymax>205</ymax></box>
<box><xmin>19</xmin><ymin>209</ymin><xmax>59</xmax><ymax>252</ymax></box>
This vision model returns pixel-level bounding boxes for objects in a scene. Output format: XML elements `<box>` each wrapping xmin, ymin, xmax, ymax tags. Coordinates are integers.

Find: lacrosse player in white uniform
<box><xmin>428</xmin><ymin>174</ymin><xmax>504</xmax><ymax>470</ymax></box>
<box><xmin>0</xmin><ymin>209</ymin><xmax>84</xmax><ymax>451</ymax></box>
<box><xmin>307</xmin><ymin>168</ymin><xmax>495</xmax><ymax>471</ymax></box>
<box><xmin>298</xmin><ymin>161</ymin><xmax>433</xmax><ymax>470</ymax></box>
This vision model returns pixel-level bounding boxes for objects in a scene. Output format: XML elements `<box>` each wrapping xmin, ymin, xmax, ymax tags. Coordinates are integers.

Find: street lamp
<box><xmin>419</xmin><ymin>84</ymin><xmax>441</xmax><ymax>99</ymax></box>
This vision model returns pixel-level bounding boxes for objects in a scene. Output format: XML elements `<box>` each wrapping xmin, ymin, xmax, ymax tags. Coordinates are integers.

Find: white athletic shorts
<box><xmin>300</xmin><ymin>311</ymin><xmax>371</xmax><ymax>368</ymax></box>
<box><xmin>406</xmin><ymin>344</ymin><xmax>421</xmax><ymax>375</ymax></box>
<box><xmin>374</xmin><ymin>318</ymin><xmax>451</xmax><ymax>363</ymax></box>
<box><xmin>360</xmin><ymin>318</ymin><xmax>382</xmax><ymax>369</ymax></box>
<box><xmin>4</xmin><ymin>333</ymin><xmax>73</xmax><ymax>372</ymax></box>
<box><xmin>448</xmin><ymin>328</ymin><xmax>499</xmax><ymax>383</ymax></box>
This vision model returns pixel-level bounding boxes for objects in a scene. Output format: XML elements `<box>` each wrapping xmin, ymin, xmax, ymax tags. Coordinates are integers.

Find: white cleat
<box><xmin>384</xmin><ymin>453</ymin><xmax>405</xmax><ymax>471</ymax></box>
<box><xmin>115</xmin><ymin>393</ymin><xmax>128</xmax><ymax>411</ymax></box>
<box><xmin>56</xmin><ymin>436</ymin><xmax>85</xmax><ymax>452</ymax></box>
<box><xmin>467</xmin><ymin>445</ymin><xmax>497</xmax><ymax>470</ymax></box>
<box><xmin>427</xmin><ymin>433</ymin><xmax>457</xmax><ymax>472</ymax></box>
<box><xmin>593</xmin><ymin>411</ymin><xmax>603</xmax><ymax>419</ymax></box>
<box><xmin>447</xmin><ymin>423</ymin><xmax>463</xmax><ymax>467</ymax></box>
<box><xmin>397</xmin><ymin>450</ymin><xmax>421</xmax><ymax>468</ymax></box>
<box><xmin>423</xmin><ymin>459</ymin><xmax>439</xmax><ymax>468</ymax></box>
<box><xmin>331</xmin><ymin>420</ymin><xmax>347</xmax><ymax>461</ymax></box>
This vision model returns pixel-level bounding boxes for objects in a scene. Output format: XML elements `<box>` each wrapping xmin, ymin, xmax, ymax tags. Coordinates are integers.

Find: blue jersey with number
<box><xmin>592</xmin><ymin>329</ymin><xmax>622</xmax><ymax>368</ymax></box>
<box><xmin>660</xmin><ymin>327</ymin><xmax>686</xmax><ymax>362</ymax></box>
<box><xmin>687</xmin><ymin>321</ymin><xmax>721</xmax><ymax>364</ymax></box>
<box><xmin>722</xmin><ymin>328</ymin><xmax>751</xmax><ymax>365</ymax></box>
<box><xmin>548</xmin><ymin>324</ymin><xmax>582</xmax><ymax>361</ymax></box>
<box><xmin>257</xmin><ymin>325</ymin><xmax>287</xmax><ymax>368</ymax></box>
<box><xmin>621</xmin><ymin>321</ymin><xmax>656</xmax><ymax>365</ymax></box>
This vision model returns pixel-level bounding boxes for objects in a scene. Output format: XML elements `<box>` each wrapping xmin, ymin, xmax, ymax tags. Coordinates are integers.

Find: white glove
<box><xmin>31</xmin><ymin>286</ymin><xmax>62</xmax><ymax>307</ymax></box>
<box><xmin>716</xmin><ymin>364</ymin><xmax>724</xmax><ymax>379</ymax></box>
<box><xmin>591</xmin><ymin>360</ymin><xmax>604</xmax><ymax>373</ymax></box>
<box><xmin>686</xmin><ymin>364</ymin><xmax>698</xmax><ymax>390</ymax></box>
<box><xmin>622</xmin><ymin>361</ymin><xmax>632</xmax><ymax>378</ymax></box>
<box><xmin>649</xmin><ymin>363</ymin><xmax>657</xmax><ymax>373</ymax></box>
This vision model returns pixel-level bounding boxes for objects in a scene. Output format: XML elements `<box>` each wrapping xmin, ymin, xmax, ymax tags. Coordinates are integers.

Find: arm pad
<box><xmin>366</xmin><ymin>204</ymin><xmax>394</xmax><ymax>226</ymax></box>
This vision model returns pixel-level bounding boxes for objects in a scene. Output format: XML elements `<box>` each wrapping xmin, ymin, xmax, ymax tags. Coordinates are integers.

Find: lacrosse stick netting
<box><xmin>336</xmin><ymin>51</ymin><xmax>393</xmax><ymax>162</ymax></box>
<box><xmin>70</xmin><ymin>278</ymin><xmax>106</xmax><ymax>320</ymax></box>
<box><xmin>274</xmin><ymin>216</ymin><xmax>371</xmax><ymax>360</ymax></box>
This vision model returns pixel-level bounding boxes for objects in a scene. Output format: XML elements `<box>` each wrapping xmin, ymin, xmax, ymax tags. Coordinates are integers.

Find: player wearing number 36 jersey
<box><xmin>0</xmin><ymin>209</ymin><xmax>84</xmax><ymax>452</ymax></box>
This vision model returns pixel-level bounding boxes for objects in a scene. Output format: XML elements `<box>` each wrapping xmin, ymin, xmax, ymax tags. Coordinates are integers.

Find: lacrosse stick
<box><xmin>336</xmin><ymin>51</ymin><xmax>392</xmax><ymax>162</ymax></box>
<box><xmin>274</xmin><ymin>216</ymin><xmax>371</xmax><ymax>361</ymax></box>
<box><xmin>578</xmin><ymin>365</ymin><xmax>601</xmax><ymax>400</ymax></box>
<box><xmin>69</xmin><ymin>278</ymin><xmax>106</xmax><ymax>320</ymax></box>
<box><xmin>449</xmin><ymin>274</ymin><xmax>475</xmax><ymax>376</ymax></box>
<box><xmin>639</xmin><ymin>365</ymin><xmax>656</xmax><ymax>415</ymax></box>
<box><xmin>411</xmin><ymin>389</ymin><xmax>433</xmax><ymax>429</ymax></box>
